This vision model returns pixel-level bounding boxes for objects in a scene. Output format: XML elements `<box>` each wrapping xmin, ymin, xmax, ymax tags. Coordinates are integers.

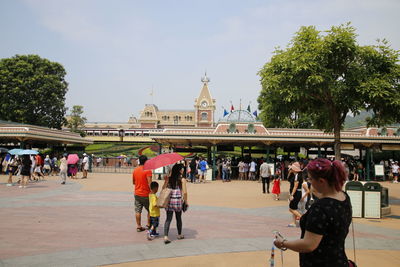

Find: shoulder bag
<box><xmin>157</xmin><ymin>187</ymin><xmax>172</xmax><ymax>208</ymax></box>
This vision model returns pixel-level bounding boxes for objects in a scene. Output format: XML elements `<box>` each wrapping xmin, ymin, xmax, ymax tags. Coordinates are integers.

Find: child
<box><xmin>147</xmin><ymin>181</ymin><xmax>160</xmax><ymax>240</ymax></box>
<box><xmin>271</xmin><ymin>175</ymin><xmax>281</xmax><ymax>200</ymax></box>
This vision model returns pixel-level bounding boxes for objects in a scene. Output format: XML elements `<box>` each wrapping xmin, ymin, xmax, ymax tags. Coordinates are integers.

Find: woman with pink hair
<box><xmin>274</xmin><ymin>158</ymin><xmax>352</xmax><ymax>267</ymax></box>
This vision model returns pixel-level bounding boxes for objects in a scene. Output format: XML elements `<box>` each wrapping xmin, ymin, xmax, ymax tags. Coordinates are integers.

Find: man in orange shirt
<box><xmin>132</xmin><ymin>155</ymin><xmax>152</xmax><ymax>232</ymax></box>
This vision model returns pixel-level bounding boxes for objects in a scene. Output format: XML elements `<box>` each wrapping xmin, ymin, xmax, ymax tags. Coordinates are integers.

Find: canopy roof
<box><xmin>0</xmin><ymin>120</ymin><xmax>93</xmax><ymax>146</ymax></box>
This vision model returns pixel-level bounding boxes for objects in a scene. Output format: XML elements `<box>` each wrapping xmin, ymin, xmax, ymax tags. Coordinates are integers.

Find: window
<box><xmin>201</xmin><ymin>112</ymin><xmax>208</xmax><ymax>120</ymax></box>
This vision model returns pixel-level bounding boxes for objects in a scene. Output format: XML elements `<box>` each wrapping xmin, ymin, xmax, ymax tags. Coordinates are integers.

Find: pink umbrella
<box><xmin>143</xmin><ymin>153</ymin><xmax>184</xmax><ymax>170</ymax></box>
<box><xmin>67</xmin><ymin>154</ymin><xmax>79</xmax><ymax>164</ymax></box>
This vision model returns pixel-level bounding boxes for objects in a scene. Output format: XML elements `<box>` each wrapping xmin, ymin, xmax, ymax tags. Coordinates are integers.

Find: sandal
<box><xmin>136</xmin><ymin>227</ymin><xmax>146</xmax><ymax>232</ymax></box>
<box><xmin>177</xmin><ymin>235</ymin><xmax>185</xmax><ymax>240</ymax></box>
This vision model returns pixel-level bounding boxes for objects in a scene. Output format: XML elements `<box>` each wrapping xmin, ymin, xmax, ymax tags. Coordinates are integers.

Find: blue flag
<box><xmin>253</xmin><ymin>110</ymin><xmax>258</xmax><ymax>117</ymax></box>
<box><xmin>223</xmin><ymin>109</ymin><xmax>229</xmax><ymax>117</ymax></box>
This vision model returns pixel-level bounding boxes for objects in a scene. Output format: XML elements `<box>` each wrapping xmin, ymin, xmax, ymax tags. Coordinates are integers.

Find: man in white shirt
<box><xmin>259</xmin><ymin>161</ymin><xmax>272</xmax><ymax>193</ymax></box>
<box><xmin>82</xmin><ymin>153</ymin><xmax>89</xmax><ymax>179</ymax></box>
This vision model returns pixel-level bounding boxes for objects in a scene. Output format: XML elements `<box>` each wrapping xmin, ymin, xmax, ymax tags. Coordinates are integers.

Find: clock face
<box><xmin>201</xmin><ymin>101</ymin><xmax>207</xmax><ymax>108</ymax></box>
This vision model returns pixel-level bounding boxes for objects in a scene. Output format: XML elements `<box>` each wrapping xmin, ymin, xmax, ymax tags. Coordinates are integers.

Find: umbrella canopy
<box><xmin>143</xmin><ymin>153</ymin><xmax>184</xmax><ymax>170</ymax></box>
<box><xmin>8</xmin><ymin>148</ymin><xmax>23</xmax><ymax>155</ymax></box>
<box><xmin>0</xmin><ymin>147</ymin><xmax>9</xmax><ymax>153</ymax></box>
<box><xmin>67</xmin><ymin>154</ymin><xmax>80</xmax><ymax>164</ymax></box>
<box><xmin>17</xmin><ymin>149</ymin><xmax>39</xmax><ymax>155</ymax></box>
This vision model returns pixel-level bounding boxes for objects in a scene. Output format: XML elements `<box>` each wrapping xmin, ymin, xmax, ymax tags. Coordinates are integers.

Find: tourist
<box><xmin>163</xmin><ymin>163</ymin><xmax>188</xmax><ymax>244</ymax></box>
<box><xmin>274</xmin><ymin>158</ymin><xmax>352</xmax><ymax>267</ymax></box>
<box><xmin>189</xmin><ymin>157</ymin><xmax>198</xmax><ymax>183</ymax></box>
<box><xmin>19</xmin><ymin>155</ymin><xmax>32</xmax><ymax>188</ymax></box>
<box><xmin>222</xmin><ymin>159</ymin><xmax>230</xmax><ymax>182</ymax></box>
<box><xmin>287</xmin><ymin>162</ymin><xmax>303</xmax><ymax>227</ymax></box>
<box><xmin>249</xmin><ymin>159</ymin><xmax>257</xmax><ymax>181</ymax></box>
<box><xmin>6</xmin><ymin>155</ymin><xmax>19</xmax><ymax>186</ymax></box>
<box><xmin>33</xmin><ymin>162</ymin><xmax>44</xmax><ymax>181</ymax></box>
<box><xmin>68</xmin><ymin>163</ymin><xmax>78</xmax><ymax>179</ymax></box>
<box><xmin>59</xmin><ymin>154</ymin><xmax>68</xmax><ymax>185</ymax></box>
<box><xmin>271</xmin><ymin>174</ymin><xmax>281</xmax><ymax>200</ymax></box>
<box><xmin>298</xmin><ymin>179</ymin><xmax>310</xmax><ymax>214</ymax></box>
<box><xmin>82</xmin><ymin>153</ymin><xmax>89</xmax><ymax>178</ymax></box>
<box><xmin>238</xmin><ymin>159</ymin><xmax>245</xmax><ymax>180</ymax></box>
<box><xmin>51</xmin><ymin>155</ymin><xmax>59</xmax><ymax>175</ymax></box>
<box><xmin>132</xmin><ymin>155</ymin><xmax>152</xmax><ymax>232</ymax></box>
<box><xmin>243</xmin><ymin>160</ymin><xmax>249</xmax><ymax>180</ymax></box>
<box><xmin>147</xmin><ymin>181</ymin><xmax>160</xmax><ymax>240</ymax></box>
<box><xmin>259</xmin><ymin>161</ymin><xmax>272</xmax><ymax>193</ymax></box>
<box><xmin>391</xmin><ymin>161</ymin><xmax>399</xmax><ymax>183</ymax></box>
<box><xmin>43</xmin><ymin>155</ymin><xmax>51</xmax><ymax>175</ymax></box>
<box><xmin>198</xmin><ymin>157</ymin><xmax>208</xmax><ymax>183</ymax></box>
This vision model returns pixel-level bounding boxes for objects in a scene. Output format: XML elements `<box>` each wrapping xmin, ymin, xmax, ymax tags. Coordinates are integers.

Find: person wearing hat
<box><xmin>82</xmin><ymin>153</ymin><xmax>89</xmax><ymax>179</ymax></box>
<box><xmin>287</xmin><ymin>161</ymin><xmax>303</xmax><ymax>227</ymax></box>
<box><xmin>59</xmin><ymin>154</ymin><xmax>68</xmax><ymax>184</ymax></box>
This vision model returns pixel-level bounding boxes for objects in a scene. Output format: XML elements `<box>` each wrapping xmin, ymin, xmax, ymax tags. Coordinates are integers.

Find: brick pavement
<box><xmin>0</xmin><ymin>173</ymin><xmax>399</xmax><ymax>267</ymax></box>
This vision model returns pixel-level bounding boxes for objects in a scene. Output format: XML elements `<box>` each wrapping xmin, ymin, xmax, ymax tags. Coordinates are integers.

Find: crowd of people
<box><xmin>0</xmin><ymin>152</ymin><xmax>91</xmax><ymax>187</ymax></box>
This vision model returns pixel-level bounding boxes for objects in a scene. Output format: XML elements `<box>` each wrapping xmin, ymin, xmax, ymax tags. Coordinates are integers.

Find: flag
<box><xmin>223</xmin><ymin>109</ymin><xmax>229</xmax><ymax>117</ymax></box>
<box><xmin>247</xmin><ymin>105</ymin><xmax>251</xmax><ymax>112</ymax></box>
<box><xmin>253</xmin><ymin>110</ymin><xmax>258</xmax><ymax>117</ymax></box>
<box><xmin>230</xmin><ymin>105</ymin><xmax>234</xmax><ymax>112</ymax></box>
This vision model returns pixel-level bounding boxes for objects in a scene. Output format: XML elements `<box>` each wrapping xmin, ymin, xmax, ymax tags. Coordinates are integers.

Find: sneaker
<box><xmin>152</xmin><ymin>232</ymin><xmax>160</xmax><ymax>236</ymax></box>
<box><xmin>287</xmin><ymin>223</ymin><xmax>296</xmax><ymax>227</ymax></box>
<box><xmin>6</xmin><ymin>183</ymin><xmax>13</xmax><ymax>186</ymax></box>
<box><xmin>19</xmin><ymin>185</ymin><xmax>23</xmax><ymax>188</ymax></box>
<box><xmin>61</xmin><ymin>181</ymin><xmax>65</xmax><ymax>185</ymax></box>
<box><xmin>147</xmin><ymin>231</ymin><xmax>153</xmax><ymax>241</ymax></box>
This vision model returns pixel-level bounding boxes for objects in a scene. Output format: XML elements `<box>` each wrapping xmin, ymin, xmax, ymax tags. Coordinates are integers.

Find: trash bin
<box><xmin>345</xmin><ymin>181</ymin><xmax>364</xmax><ymax>218</ymax></box>
<box><xmin>363</xmin><ymin>182</ymin><xmax>381</xmax><ymax>219</ymax></box>
<box><xmin>381</xmin><ymin>187</ymin><xmax>389</xmax><ymax>208</ymax></box>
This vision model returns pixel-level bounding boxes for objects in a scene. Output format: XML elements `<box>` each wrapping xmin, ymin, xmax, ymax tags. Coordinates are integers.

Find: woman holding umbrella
<box><xmin>162</xmin><ymin>163</ymin><xmax>188</xmax><ymax>244</ymax></box>
<box><xmin>67</xmin><ymin>154</ymin><xmax>79</xmax><ymax>179</ymax></box>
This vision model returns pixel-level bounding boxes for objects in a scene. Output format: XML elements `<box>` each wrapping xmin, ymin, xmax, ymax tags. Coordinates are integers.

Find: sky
<box><xmin>1</xmin><ymin>0</ymin><xmax>399</xmax><ymax>122</ymax></box>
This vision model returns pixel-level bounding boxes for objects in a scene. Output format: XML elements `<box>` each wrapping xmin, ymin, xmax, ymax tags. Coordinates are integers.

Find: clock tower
<box><xmin>195</xmin><ymin>73</ymin><xmax>216</xmax><ymax>127</ymax></box>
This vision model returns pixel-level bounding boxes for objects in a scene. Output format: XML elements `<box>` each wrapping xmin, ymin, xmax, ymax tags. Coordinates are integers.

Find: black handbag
<box><xmin>182</xmin><ymin>202</ymin><xmax>188</xmax><ymax>212</ymax></box>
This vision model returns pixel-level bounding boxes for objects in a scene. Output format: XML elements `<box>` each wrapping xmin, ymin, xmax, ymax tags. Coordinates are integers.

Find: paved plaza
<box><xmin>1</xmin><ymin>173</ymin><xmax>400</xmax><ymax>267</ymax></box>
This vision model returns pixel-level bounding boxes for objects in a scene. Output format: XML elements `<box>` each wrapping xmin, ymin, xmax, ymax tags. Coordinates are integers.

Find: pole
<box><xmin>366</xmin><ymin>147</ymin><xmax>370</xmax><ymax>181</ymax></box>
<box><xmin>212</xmin><ymin>145</ymin><xmax>216</xmax><ymax>180</ymax></box>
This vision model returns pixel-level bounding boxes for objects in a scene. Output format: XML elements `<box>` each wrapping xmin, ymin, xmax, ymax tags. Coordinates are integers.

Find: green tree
<box><xmin>67</xmin><ymin>105</ymin><xmax>87</xmax><ymax>137</ymax></box>
<box><xmin>0</xmin><ymin>54</ymin><xmax>68</xmax><ymax>129</ymax></box>
<box><xmin>258</xmin><ymin>23</ymin><xmax>400</xmax><ymax>160</ymax></box>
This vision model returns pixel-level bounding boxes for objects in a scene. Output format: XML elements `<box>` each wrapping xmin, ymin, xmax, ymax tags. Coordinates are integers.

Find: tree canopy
<box><xmin>0</xmin><ymin>54</ymin><xmax>68</xmax><ymax>129</ymax></box>
<box><xmin>258</xmin><ymin>23</ymin><xmax>400</xmax><ymax>159</ymax></box>
<box><xmin>67</xmin><ymin>105</ymin><xmax>87</xmax><ymax>137</ymax></box>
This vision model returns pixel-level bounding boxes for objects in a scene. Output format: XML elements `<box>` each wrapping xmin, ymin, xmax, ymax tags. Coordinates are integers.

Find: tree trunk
<box><xmin>333</xmin><ymin>117</ymin><xmax>341</xmax><ymax>161</ymax></box>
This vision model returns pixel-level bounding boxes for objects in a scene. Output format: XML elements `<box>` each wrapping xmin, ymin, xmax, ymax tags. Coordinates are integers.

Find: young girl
<box><xmin>271</xmin><ymin>175</ymin><xmax>281</xmax><ymax>200</ymax></box>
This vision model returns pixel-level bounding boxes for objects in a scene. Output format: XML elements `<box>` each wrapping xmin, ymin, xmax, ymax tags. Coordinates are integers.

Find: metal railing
<box><xmin>91</xmin><ymin>166</ymin><xmax>135</xmax><ymax>174</ymax></box>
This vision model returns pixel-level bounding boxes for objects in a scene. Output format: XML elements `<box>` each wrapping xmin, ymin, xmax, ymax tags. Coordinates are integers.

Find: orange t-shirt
<box><xmin>132</xmin><ymin>166</ymin><xmax>152</xmax><ymax>197</ymax></box>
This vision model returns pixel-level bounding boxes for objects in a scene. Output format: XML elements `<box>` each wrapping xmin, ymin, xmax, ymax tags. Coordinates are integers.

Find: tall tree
<box><xmin>0</xmin><ymin>54</ymin><xmax>68</xmax><ymax>129</ymax></box>
<box><xmin>258</xmin><ymin>23</ymin><xmax>400</xmax><ymax>160</ymax></box>
<box><xmin>67</xmin><ymin>105</ymin><xmax>87</xmax><ymax>137</ymax></box>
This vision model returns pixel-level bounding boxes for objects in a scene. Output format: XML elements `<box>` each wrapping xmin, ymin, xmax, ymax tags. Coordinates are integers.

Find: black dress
<box><xmin>299</xmin><ymin>192</ymin><xmax>352</xmax><ymax>267</ymax></box>
<box><xmin>289</xmin><ymin>172</ymin><xmax>303</xmax><ymax>210</ymax></box>
<box><xmin>20</xmin><ymin>157</ymin><xmax>32</xmax><ymax>176</ymax></box>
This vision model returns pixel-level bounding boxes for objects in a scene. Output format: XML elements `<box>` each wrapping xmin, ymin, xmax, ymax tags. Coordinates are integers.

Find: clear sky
<box><xmin>1</xmin><ymin>0</ymin><xmax>399</xmax><ymax>122</ymax></box>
